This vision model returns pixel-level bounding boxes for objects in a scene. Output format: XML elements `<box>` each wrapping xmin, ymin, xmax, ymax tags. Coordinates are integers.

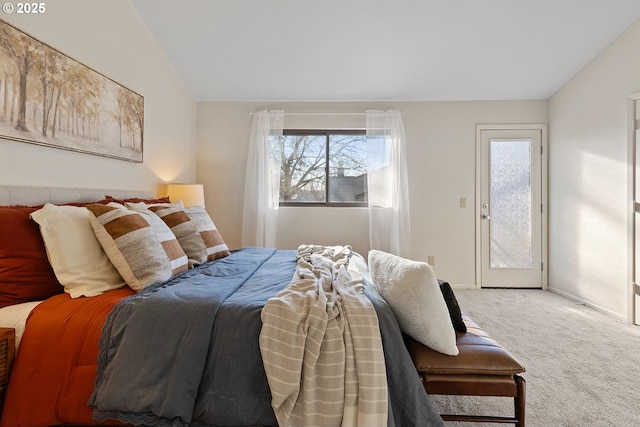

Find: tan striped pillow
<box><xmin>86</xmin><ymin>203</ymin><xmax>188</xmax><ymax>291</ymax></box>
<box><xmin>145</xmin><ymin>205</ymin><xmax>230</xmax><ymax>267</ymax></box>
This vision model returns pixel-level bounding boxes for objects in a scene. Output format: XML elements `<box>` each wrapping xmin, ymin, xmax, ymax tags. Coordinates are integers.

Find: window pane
<box><xmin>278</xmin><ymin>134</ymin><xmax>326</xmax><ymax>202</ymax></box>
<box><xmin>489</xmin><ymin>139</ymin><xmax>532</xmax><ymax>269</ymax></box>
<box><xmin>328</xmin><ymin>134</ymin><xmax>368</xmax><ymax>203</ymax></box>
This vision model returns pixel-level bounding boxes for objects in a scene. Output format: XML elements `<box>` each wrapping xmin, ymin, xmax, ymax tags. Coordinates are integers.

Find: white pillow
<box><xmin>368</xmin><ymin>250</ymin><xmax>458</xmax><ymax>356</ymax></box>
<box><xmin>30</xmin><ymin>203</ymin><xmax>126</xmax><ymax>298</ymax></box>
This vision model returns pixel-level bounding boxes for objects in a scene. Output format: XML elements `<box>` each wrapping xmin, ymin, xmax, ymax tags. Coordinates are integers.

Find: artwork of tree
<box><xmin>0</xmin><ymin>20</ymin><xmax>143</xmax><ymax>162</ymax></box>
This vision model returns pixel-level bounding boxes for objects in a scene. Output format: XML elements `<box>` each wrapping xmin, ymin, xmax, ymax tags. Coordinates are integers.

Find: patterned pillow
<box><xmin>125</xmin><ymin>200</ymin><xmax>184</xmax><ymax>209</ymax></box>
<box><xmin>103</xmin><ymin>195</ymin><xmax>171</xmax><ymax>205</ymax></box>
<box><xmin>86</xmin><ymin>203</ymin><xmax>188</xmax><ymax>292</ymax></box>
<box><xmin>143</xmin><ymin>205</ymin><xmax>230</xmax><ymax>268</ymax></box>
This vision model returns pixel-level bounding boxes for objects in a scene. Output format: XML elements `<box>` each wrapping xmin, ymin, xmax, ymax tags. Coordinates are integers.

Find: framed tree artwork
<box><xmin>0</xmin><ymin>19</ymin><xmax>144</xmax><ymax>162</ymax></box>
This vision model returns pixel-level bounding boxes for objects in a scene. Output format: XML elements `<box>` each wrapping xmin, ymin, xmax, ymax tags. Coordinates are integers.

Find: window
<box><xmin>275</xmin><ymin>130</ymin><xmax>368</xmax><ymax>206</ymax></box>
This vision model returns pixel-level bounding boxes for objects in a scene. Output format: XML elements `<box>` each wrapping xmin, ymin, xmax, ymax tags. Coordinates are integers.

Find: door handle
<box><xmin>482</xmin><ymin>214</ymin><xmax>491</xmax><ymax>220</ymax></box>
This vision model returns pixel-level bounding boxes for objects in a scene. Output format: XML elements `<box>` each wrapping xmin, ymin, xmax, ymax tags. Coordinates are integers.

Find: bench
<box><xmin>405</xmin><ymin>313</ymin><xmax>526</xmax><ymax>426</ymax></box>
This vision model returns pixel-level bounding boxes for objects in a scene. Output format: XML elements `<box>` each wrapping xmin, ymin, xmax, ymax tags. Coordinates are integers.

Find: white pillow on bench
<box><xmin>368</xmin><ymin>250</ymin><xmax>458</xmax><ymax>356</ymax></box>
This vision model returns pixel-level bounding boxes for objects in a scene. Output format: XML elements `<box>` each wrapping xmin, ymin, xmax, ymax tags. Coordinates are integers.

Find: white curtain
<box><xmin>366</xmin><ymin>110</ymin><xmax>411</xmax><ymax>257</ymax></box>
<box><xmin>242</xmin><ymin>110</ymin><xmax>284</xmax><ymax>247</ymax></box>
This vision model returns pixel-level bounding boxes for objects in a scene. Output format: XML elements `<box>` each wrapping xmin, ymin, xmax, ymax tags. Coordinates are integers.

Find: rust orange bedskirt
<box><xmin>1</xmin><ymin>287</ymin><xmax>134</xmax><ymax>427</ymax></box>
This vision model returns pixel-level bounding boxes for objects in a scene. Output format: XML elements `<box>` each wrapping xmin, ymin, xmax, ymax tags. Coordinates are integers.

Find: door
<box><xmin>477</xmin><ymin>126</ymin><xmax>546</xmax><ymax>288</ymax></box>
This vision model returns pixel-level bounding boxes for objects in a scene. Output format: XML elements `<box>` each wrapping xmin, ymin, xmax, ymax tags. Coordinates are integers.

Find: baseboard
<box><xmin>451</xmin><ymin>284</ymin><xmax>479</xmax><ymax>290</ymax></box>
<box><xmin>547</xmin><ymin>286</ymin><xmax>626</xmax><ymax>321</ymax></box>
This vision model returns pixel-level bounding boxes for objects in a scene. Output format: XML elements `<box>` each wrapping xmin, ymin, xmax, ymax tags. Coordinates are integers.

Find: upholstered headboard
<box><xmin>0</xmin><ymin>186</ymin><xmax>154</xmax><ymax>207</ymax></box>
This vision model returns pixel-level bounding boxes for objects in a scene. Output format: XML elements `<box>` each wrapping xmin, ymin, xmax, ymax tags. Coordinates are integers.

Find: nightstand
<box><xmin>0</xmin><ymin>328</ymin><xmax>15</xmax><ymax>412</ymax></box>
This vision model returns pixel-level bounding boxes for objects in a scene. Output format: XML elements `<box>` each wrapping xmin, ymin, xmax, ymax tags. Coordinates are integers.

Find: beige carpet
<box><xmin>428</xmin><ymin>288</ymin><xmax>640</xmax><ymax>427</ymax></box>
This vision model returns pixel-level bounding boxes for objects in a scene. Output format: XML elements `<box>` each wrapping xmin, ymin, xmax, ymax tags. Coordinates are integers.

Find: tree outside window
<box><xmin>273</xmin><ymin>130</ymin><xmax>368</xmax><ymax>206</ymax></box>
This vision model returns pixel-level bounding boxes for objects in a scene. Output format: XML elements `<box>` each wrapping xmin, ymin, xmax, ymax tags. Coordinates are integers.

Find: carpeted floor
<box><xmin>428</xmin><ymin>288</ymin><xmax>640</xmax><ymax>427</ymax></box>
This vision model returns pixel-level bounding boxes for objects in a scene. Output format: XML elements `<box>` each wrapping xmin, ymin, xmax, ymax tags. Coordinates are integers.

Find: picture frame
<box><xmin>0</xmin><ymin>19</ymin><xmax>144</xmax><ymax>162</ymax></box>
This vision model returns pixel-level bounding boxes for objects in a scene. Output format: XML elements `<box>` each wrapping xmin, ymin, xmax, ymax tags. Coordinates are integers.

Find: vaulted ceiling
<box><xmin>132</xmin><ymin>0</ymin><xmax>640</xmax><ymax>102</ymax></box>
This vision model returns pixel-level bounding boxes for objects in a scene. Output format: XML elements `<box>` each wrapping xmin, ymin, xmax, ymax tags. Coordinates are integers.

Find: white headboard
<box><xmin>0</xmin><ymin>186</ymin><xmax>154</xmax><ymax>206</ymax></box>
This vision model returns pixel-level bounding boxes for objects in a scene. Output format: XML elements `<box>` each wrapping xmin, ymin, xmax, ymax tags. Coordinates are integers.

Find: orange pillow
<box><xmin>0</xmin><ymin>206</ymin><xmax>63</xmax><ymax>307</ymax></box>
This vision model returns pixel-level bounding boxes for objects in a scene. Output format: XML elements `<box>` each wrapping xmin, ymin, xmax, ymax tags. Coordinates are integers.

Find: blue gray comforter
<box><xmin>89</xmin><ymin>247</ymin><xmax>444</xmax><ymax>427</ymax></box>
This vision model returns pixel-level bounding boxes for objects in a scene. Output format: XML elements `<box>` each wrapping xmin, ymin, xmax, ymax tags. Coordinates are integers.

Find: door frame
<box><xmin>475</xmin><ymin>124</ymin><xmax>548</xmax><ymax>289</ymax></box>
<box><xmin>626</xmin><ymin>92</ymin><xmax>640</xmax><ymax>325</ymax></box>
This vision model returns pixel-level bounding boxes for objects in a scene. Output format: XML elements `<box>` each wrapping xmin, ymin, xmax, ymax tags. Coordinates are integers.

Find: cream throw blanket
<box><xmin>260</xmin><ymin>245</ymin><xmax>388</xmax><ymax>427</ymax></box>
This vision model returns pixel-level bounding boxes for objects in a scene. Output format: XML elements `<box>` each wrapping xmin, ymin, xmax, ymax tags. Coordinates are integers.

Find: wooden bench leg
<box><xmin>514</xmin><ymin>374</ymin><xmax>526</xmax><ymax>427</ymax></box>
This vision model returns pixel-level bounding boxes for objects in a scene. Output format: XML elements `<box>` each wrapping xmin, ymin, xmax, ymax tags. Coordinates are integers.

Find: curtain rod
<box><xmin>249</xmin><ymin>112</ymin><xmax>404</xmax><ymax>116</ymax></box>
<box><xmin>250</xmin><ymin>112</ymin><xmax>364</xmax><ymax>116</ymax></box>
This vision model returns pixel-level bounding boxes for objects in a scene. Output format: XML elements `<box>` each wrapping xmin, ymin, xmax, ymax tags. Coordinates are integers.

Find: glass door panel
<box><xmin>489</xmin><ymin>139</ymin><xmax>533</xmax><ymax>269</ymax></box>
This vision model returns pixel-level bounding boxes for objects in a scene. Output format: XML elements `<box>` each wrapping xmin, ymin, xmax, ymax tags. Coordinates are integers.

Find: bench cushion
<box><xmin>405</xmin><ymin>313</ymin><xmax>525</xmax><ymax>376</ymax></box>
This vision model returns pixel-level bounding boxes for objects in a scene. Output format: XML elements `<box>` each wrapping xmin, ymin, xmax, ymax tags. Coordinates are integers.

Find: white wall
<box><xmin>0</xmin><ymin>0</ymin><xmax>197</xmax><ymax>195</ymax></box>
<box><xmin>197</xmin><ymin>100</ymin><xmax>547</xmax><ymax>287</ymax></box>
<box><xmin>548</xmin><ymin>19</ymin><xmax>640</xmax><ymax>319</ymax></box>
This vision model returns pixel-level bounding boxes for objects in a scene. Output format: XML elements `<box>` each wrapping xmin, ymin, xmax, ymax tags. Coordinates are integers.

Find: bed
<box><xmin>0</xmin><ymin>185</ymin><xmax>446</xmax><ymax>427</ymax></box>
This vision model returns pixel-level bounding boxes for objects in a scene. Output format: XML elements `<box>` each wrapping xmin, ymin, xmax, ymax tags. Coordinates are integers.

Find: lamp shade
<box><xmin>166</xmin><ymin>183</ymin><xmax>205</xmax><ymax>208</ymax></box>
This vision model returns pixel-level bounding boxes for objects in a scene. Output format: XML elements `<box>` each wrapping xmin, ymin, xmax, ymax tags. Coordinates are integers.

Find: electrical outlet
<box><xmin>460</xmin><ymin>197</ymin><xmax>467</xmax><ymax>208</ymax></box>
<box><xmin>427</xmin><ymin>255</ymin><xmax>435</xmax><ymax>266</ymax></box>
